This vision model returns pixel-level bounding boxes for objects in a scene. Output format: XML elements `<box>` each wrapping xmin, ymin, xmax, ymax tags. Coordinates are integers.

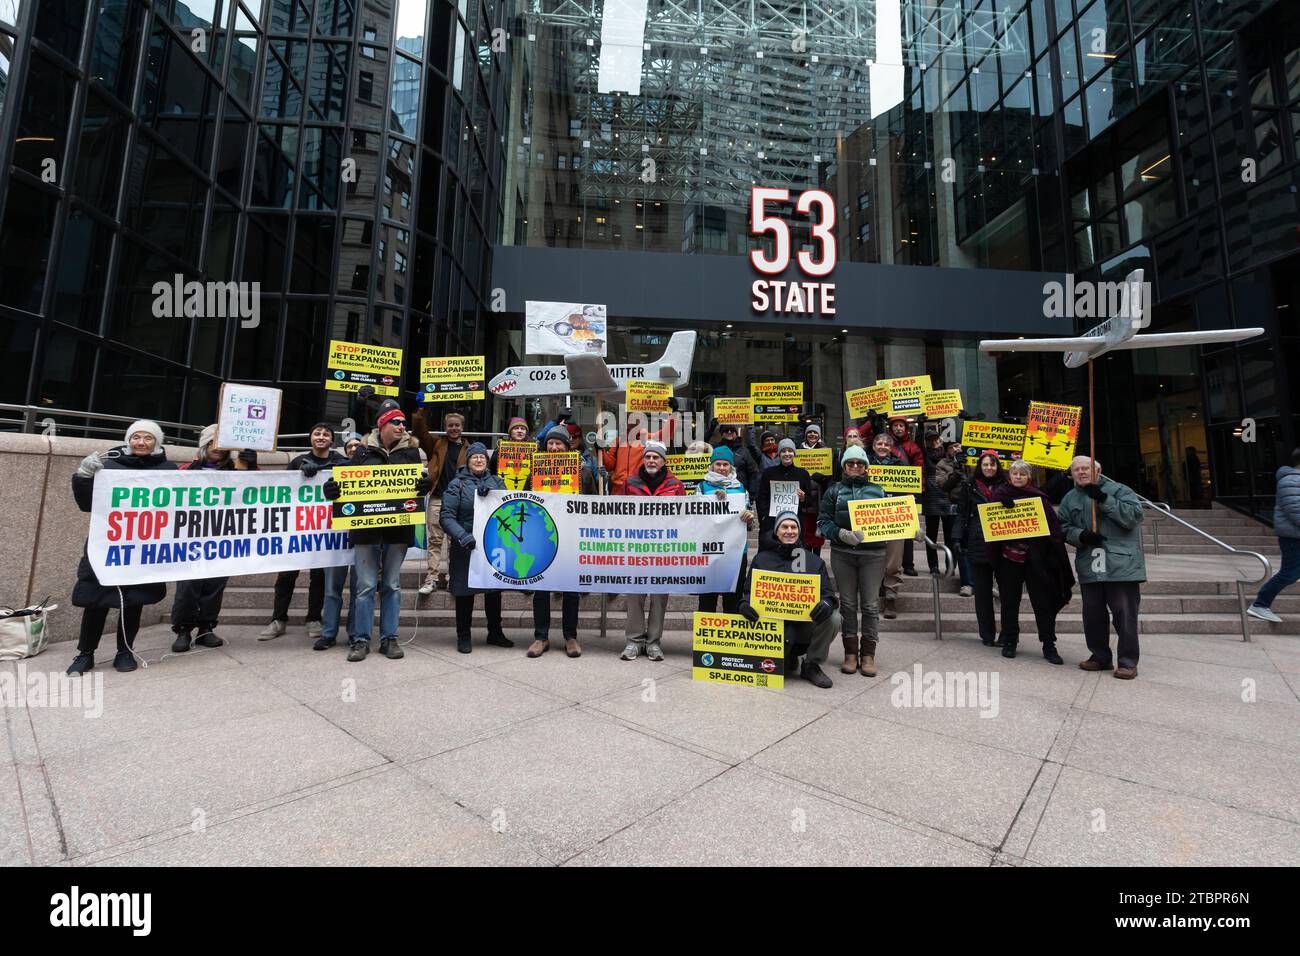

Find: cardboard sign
<box><xmin>325</xmin><ymin>340</ymin><xmax>402</xmax><ymax>396</ymax></box>
<box><xmin>331</xmin><ymin>464</ymin><xmax>425</xmax><ymax>529</ymax></box>
<box><xmin>496</xmin><ymin>440</ymin><xmax>534</xmax><ymax>491</ymax></box>
<box><xmin>749</xmin><ymin>570</ymin><xmax>820</xmax><ymax>622</ymax></box>
<box><xmin>978</xmin><ymin>497</ymin><xmax>1051</xmax><ymax>541</ymax></box>
<box><xmin>769</xmin><ymin>480</ymin><xmax>800</xmax><ymax>517</ymax></box>
<box><xmin>848</xmin><ymin>495</ymin><xmax>920</xmax><ymax>541</ymax></box>
<box><xmin>867</xmin><ymin>465</ymin><xmax>922</xmax><ymax>494</ymax></box>
<box><xmin>666</xmin><ymin>453</ymin><xmax>711</xmax><ymax>487</ymax></box>
<box><xmin>751</xmin><ymin>382</ymin><xmax>803</xmax><ymax>422</ymax></box>
<box><xmin>525</xmin><ymin>301</ymin><xmax>607</xmax><ymax>357</ymax></box>
<box><xmin>960</xmin><ymin>420</ymin><xmax>1027</xmax><ymax>466</ymax></box>
<box><xmin>216</xmin><ymin>383</ymin><xmax>281</xmax><ymax>452</ymax></box>
<box><xmin>921</xmin><ymin>389</ymin><xmax>963</xmax><ymax>418</ymax></box>
<box><xmin>692</xmin><ymin>612</ymin><xmax>785</xmax><ymax>690</ymax></box>
<box><xmin>846</xmin><ymin>384</ymin><xmax>890</xmax><ymax>418</ymax></box>
<box><xmin>793</xmin><ymin>447</ymin><xmax>833</xmax><ymax>475</ymax></box>
<box><xmin>419</xmin><ymin>355</ymin><xmax>485</xmax><ymax>402</ymax></box>
<box><xmin>879</xmin><ymin>375</ymin><xmax>933</xmax><ymax>414</ymax></box>
<box><xmin>1022</xmin><ymin>401</ymin><xmax>1082</xmax><ymax>470</ymax></box>
<box><xmin>530</xmin><ymin>451</ymin><xmax>581</xmax><ymax>494</ymax></box>
<box><xmin>713</xmin><ymin>398</ymin><xmax>754</xmax><ymax>426</ymax></box>
<box><xmin>626</xmin><ymin>380</ymin><xmax>673</xmax><ymax>412</ymax></box>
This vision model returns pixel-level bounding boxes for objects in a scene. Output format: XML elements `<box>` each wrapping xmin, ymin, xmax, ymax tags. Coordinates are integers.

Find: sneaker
<box><xmin>171</xmin><ymin>630</ymin><xmax>192</xmax><ymax>653</ymax></box>
<box><xmin>258</xmin><ymin>619</ymin><xmax>287</xmax><ymax>641</ymax></box>
<box><xmin>646</xmin><ymin>642</ymin><xmax>665</xmax><ymax>662</ymax></box>
<box><xmin>313</xmin><ymin>635</ymin><xmax>336</xmax><ymax>651</ymax></box>
<box><xmin>620</xmin><ymin>641</ymin><xmax>642</xmax><ymax>661</ymax></box>
<box><xmin>1247</xmin><ymin>604</ymin><xmax>1283</xmax><ymax>624</ymax></box>
<box><xmin>379</xmin><ymin>637</ymin><xmax>404</xmax><ymax>659</ymax></box>
<box><xmin>456</xmin><ymin>635</ymin><xmax>472</xmax><ymax>654</ymax></box>
<box><xmin>347</xmin><ymin>641</ymin><xmax>369</xmax><ymax>662</ymax></box>
<box><xmin>799</xmin><ymin>661</ymin><xmax>833</xmax><ymax>689</ymax></box>
<box><xmin>66</xmin><ymin>653</ymin><xmax>94</xmax><ymax>675</ymax></box>
<box><xmin>113</xmin><ymin>650</ymin><xmax>137</xmax><ymax>673</ymax></box>
<box><xmin>486</xmin><ymin>631</ymin><xmax>515</xmax><ymax>648</ymax></box>
<box><xmin>958</xmin><ymin>585</ymin><xmax>973</xmax><ymax>597</ymax></box>
<box><xmin>194</xmin><ymin>629</ymin><xmax>224</xmax><ymax>648</ymax></box>
<box><xmin>418</xmin><ymin>580</ymin><xmax>436</xmax><ymax>596</ymax></box>
<box><xmin>305</xmin><ymin>620</ymin><xmax>322</xmax><ymax>638</ymax></box>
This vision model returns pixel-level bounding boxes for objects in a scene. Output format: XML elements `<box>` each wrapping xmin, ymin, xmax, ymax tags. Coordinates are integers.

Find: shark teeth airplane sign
<box><xmin>487</xmin><ymin>330</ymin><xmax>697</xmax><ymax>398</ymax></box>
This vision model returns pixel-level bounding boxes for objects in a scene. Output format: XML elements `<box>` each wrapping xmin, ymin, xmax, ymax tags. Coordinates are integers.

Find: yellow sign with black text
<box><xmin>846</xmin><ymin>384</ymin><xmax>890</xmax><ymax>418</ymax></box>
<box><xmin>419</xmin><ymin>355</ymin><xmax>485</xmax><ymax>402</ymax></box>
<box><xmin>867</xmin><ymin>465</ymin><xmax>922</xmax><ymax>494</ymax></box>
<box><xmin>978</xmin><ymin>497</ymin><xmax>1051</xmax><ymax>541</ymax></box>
<box><xmin>331</xmin><ymin>464</ymin><xmax>424</xmax><ymax>529</ymax></box>
<box><xmin>749</xmin><ymin>570</ymin><xmax>820</xmax><ymax>622</ymax></box>
<box><xmin>848</xmin><ymin>495</ymin><xmax>920</xmax><ymax>540</ymax></box>
<box><xmin>751</xmin><ymin>382</ymin><xmax>803</xmax><ymax>422</ymax></box>
<box><xmin>793</xmin><ymin>447</ymin><xmax>833</xmax><ymax>475</ymax></box>
<box><xmin>325</xmin><ymin>340</ymin><xmax>403</xmax><ymax>397</ymax></box>
<box><xmin>713</xmin><ymin>397</ymin><xmax>754</xmax><ymax>426</ymax></box>
<box><xmin>879</xmin><ymin>375</ymin><xmax>933</xmax><ymax>414</ymax></box>
<box><xmin>921</xmin><ymin>389</ymin><xmax>963</xmax><ymax>418</ymax></box>
<box><xmin>626</xmin><ymin>380</ymin><xmax>673</xmax><ymax>413</ymax></box>
<box><xmin>692</xmin><ymin>612</ymin><xmax>785</xmax><ymax>691</ymax></box>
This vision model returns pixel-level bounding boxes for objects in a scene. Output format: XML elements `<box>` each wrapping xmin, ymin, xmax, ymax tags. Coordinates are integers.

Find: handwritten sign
<box><xmin>216</xmin><ymin>383</ymin><xmax>281</xmax><ymax>452</ymax></box>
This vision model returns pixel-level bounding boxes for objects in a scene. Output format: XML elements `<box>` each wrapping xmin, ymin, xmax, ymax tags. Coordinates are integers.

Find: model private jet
<box><xmin>487</xmin><ymin>330</ymin><xmax>697</xmax><ymax>399</ymax></box>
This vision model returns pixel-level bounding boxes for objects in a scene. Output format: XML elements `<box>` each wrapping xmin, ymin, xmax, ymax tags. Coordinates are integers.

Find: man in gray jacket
<box><xmin>1248</xmin><ymin>448</ymin><xmax>1300</xmax><ymax>623</ymax></box>
<box><xmin>1058</xmin><ymin>456</ymin><xmax>1145</xmax><ymax>680</ymax></box>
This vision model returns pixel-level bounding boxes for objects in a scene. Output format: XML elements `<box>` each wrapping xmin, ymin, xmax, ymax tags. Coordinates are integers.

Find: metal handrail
<box><xmin>923</xmin><ymin>533</ymin><xmax>955</xmax><ymax>641</ymax></box>
<box><xmin>1137</xmin><ymin>496</ymin><xmax>1272</xmax><ymax>643</ymax></box>
<box><xmin>0</xmin><ymin>403</ymin><xmax>205</xmax><ymax>439</ymax></box>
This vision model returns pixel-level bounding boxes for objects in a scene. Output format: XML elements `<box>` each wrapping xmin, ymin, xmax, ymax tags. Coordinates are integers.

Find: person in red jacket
<box><xmin>618</xmin><ymin>439</ymin><xmax>686</xmax><ymax>661</ymax></box>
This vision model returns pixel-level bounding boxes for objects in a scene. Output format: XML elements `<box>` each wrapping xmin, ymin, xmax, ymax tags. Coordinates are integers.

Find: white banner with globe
<box><xmin>469</xmin><ymin>490</ymin><xmax>747</xmax><ymax>593</ymax></box>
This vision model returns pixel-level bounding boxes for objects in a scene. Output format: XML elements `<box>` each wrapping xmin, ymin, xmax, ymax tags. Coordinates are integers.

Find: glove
<box><xmin>739</xmin><ymin>603</ymin><xmax>761</xmax><ymax>624</ymax></box>
<box><xmin>238</xmin><ymin>448</ymin><xmax>258</xmax><ymax>467</ymax></box>
<box><xmin>1079</xmin><ymin>530</ymin><xmax>1106</xmax><ymax>547</ymax></box>
<box><xmin>323</xmin><ymin>479</ymin><xmax>341</xmax><ymax>500</ymax></box>
<box><xmin>1082</xmin><ymin>483</ymin><xmax>1107</xmax><ymax>501</ymax></box>
<box><xmin>1000</xmin><ymin>497</ymin><xmax>1017</xmax><ymax>508</ymax></box>
<box><xmin>356</xmin><ymin>385</ymin><xmax>375</xmax><ymax>400</ymax></box>
<box><xmin>414</xmin><ymin>475</ymin><xmax>433</xmax><ymax>496</ymax></box>
<box><xmin>300</xmin><ymin>460</ymin><xmax>320</xmax><ymax>478</ymax></box>
<box><xmin>667</xmin><ymin>396</ymin><xmax>679</xmax><ymax>411</ymax></box>
<box><xmin>810</xmin><ymin>599</ymin><xmax>833</xmax><ymax>624</ymax></box>
<box><xmin>837</xmin><ymin>528</ymin><xmax>864</xmax><ymax>546</ymax></box>
<box><xmin>476</xmin><ymin>483</ymin><xmax>491</xmax><ymax>497</ymax></box>
<box><xmin>556</xmin><ymin>407</ymin><xmax>572</xmax><ymax>424</ymax></box>
<box><xmin>76</xmin><ymin>452</ymin><xmax>104</xmax><ymax>478</ymax></box>
<box><xmin>459</xmin><ymin>534</ymin><xmax>476</xmax><ymax>551</ymax></box>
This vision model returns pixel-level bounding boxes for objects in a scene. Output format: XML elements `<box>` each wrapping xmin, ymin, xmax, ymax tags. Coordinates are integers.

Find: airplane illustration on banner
<box><xmin>979</xmin><ymin>271</ymin><xmax>1264</xmax><ymax>367</ymax></box>
<box><xmin>487</xmin><ymin>330</ymin><xmax>697</xmax><ymax>398</ymax></box>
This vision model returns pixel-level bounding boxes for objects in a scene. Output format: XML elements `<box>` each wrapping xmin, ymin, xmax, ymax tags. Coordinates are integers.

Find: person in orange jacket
<box><xmin>601</xmin><ymin>396</ymin><xmax>679</xmax><ymax>495</ymax></box>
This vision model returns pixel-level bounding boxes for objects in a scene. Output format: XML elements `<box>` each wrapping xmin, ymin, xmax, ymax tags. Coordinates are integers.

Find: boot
<box><xmin>840</xmin><ymin>635</ymin><xmax>859</xmax><ymax>674</ymax></box>
<box><xmin>1042</xmin><ymin>641</ymin><xmax>1063</xmax><ymax>665</ymax></box>
<box><xmin>859</xmin><ymin>640</ymin><xmax>877</xmax><ymax>677</ymax></box>
<box><xmin>882</xmin><ymin>593</ymin><xmax>897</xmax><ymax>620</ymax></box>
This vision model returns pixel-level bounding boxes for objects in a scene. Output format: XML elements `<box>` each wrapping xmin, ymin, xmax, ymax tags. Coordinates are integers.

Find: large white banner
<box><xmin>524</xmin><ymin>301</ymin><xmax>607</xmax><ymax>357</ymax></box>
<box><xmin>88</xmin><ymin>470</ymin><xmax>354</xmax><ymax>585</ymax></box>
<box><xmin>469</xmin><ymin>490</ymin><xmax>747</xmax><ymax>593</ymax></box>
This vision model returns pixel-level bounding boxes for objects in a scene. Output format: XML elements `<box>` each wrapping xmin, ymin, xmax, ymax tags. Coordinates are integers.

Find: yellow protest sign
<box><xmin>921</xmin><ymin>389</ymin><xmax>963</xmax><ymax>418</ymax></box>
<box><xmin>978</xmin><ymin>497</ymin><xmax>1051</xmax><ymax>541</ymax></box>
<box><xmin>846</xmin><ymin>384</ymin><xmax>890</xmax><ymax>418</ymax></box>
<box><xmin>960</xmin><ymin>420</ymin><xmax>1027</xmax><ymax>466</ymax></box>
<box><xmin>531</xmin><ymin>451</ymin><xmax>581</xmax><ymax>493</ymax></box>
<box><xmin>751</xmin><ymin>382</ymin><xmax>803</xmax><ymax>422</ymax></box>
<box><xmin>867</xmin><ymin>465</ymin><xmax>922</xmax><ymax>494</ymax></box>
<box><xmin>749</xmin><ymin>570</ymin><xmax>820</xmax><ymax>621</ymax></box>
<box><xmin>692</xmin><ymin>612</ymin><xmax>786</xmax><ymax>690</ymax></box>
<box><xmin>419</xmin><ymin>355</ymin><xmax>485</xmax><ymax>402</ymax></box>
<box><xmin>325</xmin><ymin>340</ymin><xmax>403</xmax><ymax>396</ymax></box>
<box><xmin>848</xmin><ymin>494</ymin><xmax>920</xmax><ymax>540</ymax></box>
<box><xmin>496</xmin><ymin>440</ymin><xmax>534</xmax><ymax>491</ymax></box>
<box><xmin>626</xmin><ymin>380</ymin><xmax>673</xmax><ymax>412</ymax></box>
<box><xmin>331</xmin><ymin>464</ymin><xmax>425</xmax><ymax>528</ymax></box>
<box><xmin>793</xmin><ymin>447</ymin><xmax>833</xmax><ymax>474</ymax></box>
<box><xmin>666</xmin><ymin>453</ymin><xmax>711</xmax><ymax>483</ymax></box>
<box><xmin>1022</xmin><ymin>401</ymin><xmax>1082</xmax><ymax>470</ymax></box>
<box><xmin>713</xmin><ymin>398</ymin><xmax>754</xmax><ymax>426</ymax></box>
<box><xmin>879</xmin><ymin>375</ymin><xmax>932</xmax><ymax>414</ymax></box>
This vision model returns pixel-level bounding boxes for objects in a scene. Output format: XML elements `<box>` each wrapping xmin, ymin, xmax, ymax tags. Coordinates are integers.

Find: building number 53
<box><xmin>749</xmin><ymin>186</ymin><xmax>838</xmax><ymax>316</ymax></box>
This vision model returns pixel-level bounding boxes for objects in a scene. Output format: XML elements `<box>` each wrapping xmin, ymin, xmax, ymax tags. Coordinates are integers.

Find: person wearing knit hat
<box><xmin>506</xmin><ymin>417</ymin><xmax>530</xmax><ymax>440</ymax></box>
<box><xmin>489</xmin><ymin>417</ymin><xmax>533</xmax><ymax>491</ymax></box>
<box><xmin>738</xmin><ymin>511</ymin><xmax>841</xmax><ymax>689</ymax></box>
<box><xmin>756</xmin><ymin>435</ymin><xmax>815</xmax><ymax>541</ymax></box>
<box><xmin>757</xmin><ymin>430</ymin><xmax>780</xmax><ymax>471</ymax></box>
<box><xmin>818</xmin><ymin>435</ymin><xmax>890</xmax><ymax>677</ymax></box>
<box><xmin>65</xmin><ymin>420</ymin><xmax>179</xmax><ymax>675</ymax></box>
<box><xmin>410</xmin><ymin>408</ymin><xmax>467</xmax><ymax>594</ymax></box>
<box><xmin>706</xmin><ymin>417</ymin><xmax>761</xmax><ymax>496</ymax></box>
<box><xmin>695</xmin><ymin>443</ymin><xmax>755</xmax><ymax>618</ymax></box>
<box><xmin>439</xmin><ymin>440</ymin><xmax>509</xmax><ymax>654</ymax></box>
<box><xmin>324</xmin><ymin>400</ymin><xmax>431</xmax><ymax>661</ymax></box>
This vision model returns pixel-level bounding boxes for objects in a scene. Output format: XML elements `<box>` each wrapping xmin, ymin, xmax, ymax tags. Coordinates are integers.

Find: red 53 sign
<box><xmin>749</xmin><ymin>187</ymin><xmax>837</xmax><ymax>316</ymax></box>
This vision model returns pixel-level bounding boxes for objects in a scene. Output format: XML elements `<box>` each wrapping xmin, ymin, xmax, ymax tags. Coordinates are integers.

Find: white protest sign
<box><xmin>769</xmin><ymin>480</ymin><xmax>800</xmax><ymax>517</ymax></box>
<box><xmin>217</xmin><ymin>383</ymin><xmax>282</xmax><ymax>452</ymax></box>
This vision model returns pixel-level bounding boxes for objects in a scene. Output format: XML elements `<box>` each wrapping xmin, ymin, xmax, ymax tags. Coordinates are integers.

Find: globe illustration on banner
<box><xmin>484</xmin><ymin>500</ymin><xmax>559</xmax><ymax>581</ymax></box>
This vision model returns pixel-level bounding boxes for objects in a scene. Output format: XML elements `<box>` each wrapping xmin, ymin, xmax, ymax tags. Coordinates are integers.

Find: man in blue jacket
<box><xmin>1248</xmin><ymin>448</ymin><xmax>1300</xmax><ymax>623</ymax></box>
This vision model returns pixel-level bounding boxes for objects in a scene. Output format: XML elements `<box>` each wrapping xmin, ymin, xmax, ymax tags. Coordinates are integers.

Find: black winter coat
<box><xmin>952</xmin><ymin>475</ymin><xmax>1001</xmax><ymax>560</ymax></box>
<box><xmin>71</xmin><ymin>445</ymin><xmax>180</xmax><ymax>609</ymax></box>
<box><xmin>439</xmin><ymin>466</ymin><xmax>506</xmax><ymax>597</ymax></box>
<box><xmin>737</xmin><ymin>532</ymin><xmax>839</xmax><ymax>638</ymax></box>
<box><xmin>755</xmin><ymin>462</ymin><xmax>814</xmax><ymax>536</ymax></box>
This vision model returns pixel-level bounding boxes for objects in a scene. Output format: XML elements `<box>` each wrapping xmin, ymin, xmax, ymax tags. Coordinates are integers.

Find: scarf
<box><xmin>703</xmin><ymin>468</ymin><xmax>744</xmax><ymax>489</ymax></box>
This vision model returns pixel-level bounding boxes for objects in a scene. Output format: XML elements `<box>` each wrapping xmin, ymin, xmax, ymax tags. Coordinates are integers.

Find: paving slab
<box><xmin>483</xmin><ymin>649</ymin><xmax>690</xmax><ymax>704</ymax></box>
<box><xmin>406</xmin><ymin>708</ymin><xmax>728</xmax><ymax>863</ymax></box>
<box><xmin>903</xmin><ymin>642</ymin><xmax>1092</xmax><ymax>704</ymax></box>
<box><xmin>1136</xmin><ymin>632</ymin><xmax>1277</xmax><ymax>669</ymax></box>
<box><xmin>1129</xmin><ymin>652</ymin><xmax>1295</xmax><ymax>703</ymax></box>
<box><xmin>568</xmin><ymin>765</ymin><xmax>992</xmax><ymax>866</ymax></box>
<box><xmin>1026</xmin><ymin>766</ymin><xmax>1300</xmax><ymax>866</ymax></box>
<box><xmin>92</xmin><ymin>767</ymin><xmax>550</xmax><ymax>867</ymax></box>
<box><xmin>0</xmin><ymin>766</ymin><xmax>31</xmax><ymax>865</ymax></box>
<box><xmin>12</xmin><ymin>762</ymin><xmax>66</xmax><ymax>865</ymax></box>
<box><xmin>253</xmin><ymin>645</ymin><xmax>463</xmax><ymax>705</ymax></box>
<box><xmin>751</xmin><ymin>711</ymin><xmax>1041</xmax><ymax>848</ymax></box>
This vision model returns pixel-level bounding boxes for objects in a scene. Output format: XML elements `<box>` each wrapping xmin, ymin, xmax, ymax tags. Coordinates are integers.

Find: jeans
<box><xmin>77</xmin><ymin>605</ymin><xmax>142</xmax><ymax>655</ymax></box>
<box><xmin>830</xmin><ymin>547</ymin><xmax>886</xmax><ymax>653</ymax></box>
<box><xmin>996</xmin><ymin>558</ymin><xmax>1059</xmax><ymax>645</ymax></box>
<box><xmin>272</xmin><ymin>567</ymin><xmax>324</xmax><ymax>622</ymax></box>
<box><xmin>1255</xmin><ymin>536</ymin><xmax>1300</xmax><ymax>607</ymax></box>
<box><xmin>968</xmin><ymin>558</ymin><xmax>998</xmax><ymax>644</ymax></box>
<box><xmin>320</xmin><ymin>564</ymin><xmax>354</xmax><ymax>640</ymax></box>
<box><xmin>352</xmin><ymin>543</ymin><xmax>406</xmax><ymax>643</ymax></box>
<box><xmin>1081</xmin><ymin>581</ymin><xmax>1142</xmax><ymax>669</ymax></box>
<box><xmin>698</xmin><ymin>554</ymin><xmax>747</xmax><ymax>614</ymax></box>
<box><xmin>533</xmin><ymin>591</ymin><xmax>579</xmax><ymax>640</ymax></box>
<box><xmin>171</xmin><ymin>577</ymin><xmax>228</xmax><ymax>634</ymax></box>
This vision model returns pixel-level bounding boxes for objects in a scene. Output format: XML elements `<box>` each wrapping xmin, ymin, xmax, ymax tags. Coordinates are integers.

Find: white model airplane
<box><xmin>487</xmin><ymin>330</ymin><xmax>697</xmax><ymax>398</ymax></box>
<box><xmin>979</xmin><ymin>270</ymin><xmax>1264</xmax><ymax>367</ymax></box>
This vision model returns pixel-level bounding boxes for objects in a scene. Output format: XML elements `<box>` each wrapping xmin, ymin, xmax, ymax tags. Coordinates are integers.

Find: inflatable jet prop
<box><xmin>487</xmin><ymin>330</ymin><xmax>697</xmax><ymax>398</ymax></box>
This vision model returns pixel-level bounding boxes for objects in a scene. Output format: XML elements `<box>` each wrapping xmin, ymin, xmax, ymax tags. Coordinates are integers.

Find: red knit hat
<box><xmin>565</xmin><ymin>423</ymin><xmax>582</xmax><ymax>440</ymax></box>
<box><xmin>377</xmin><ymin>407</ymin><xmax>406</xmax><ymax>428</ymax></box>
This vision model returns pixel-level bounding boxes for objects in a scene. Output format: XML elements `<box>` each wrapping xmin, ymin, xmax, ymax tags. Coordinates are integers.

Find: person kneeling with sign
<box><xmin>737</xmin><ymin>513</ymin><xmax>841</xmax><ymax>690</ymax></box>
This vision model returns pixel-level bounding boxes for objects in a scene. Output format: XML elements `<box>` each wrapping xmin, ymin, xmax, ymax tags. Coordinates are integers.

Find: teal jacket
<box><xmin>1058</xmin><ymin>476</ymin><xmax>1146</xmax><ymax>584</ymax></box>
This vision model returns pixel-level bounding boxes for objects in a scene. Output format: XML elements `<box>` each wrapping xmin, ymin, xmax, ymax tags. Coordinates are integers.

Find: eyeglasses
<box><xmin>844</xmin><ymin>460</ymin><xmax>866</xmax><ymax>468</ymax></box>
<box><xmin>389</xmin><ymin>420</ymin><xmax>407</xmax><ymax>428</ymax></box>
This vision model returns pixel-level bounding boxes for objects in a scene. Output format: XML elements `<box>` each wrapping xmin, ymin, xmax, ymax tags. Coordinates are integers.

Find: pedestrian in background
<box><xmin>1248</xmin><ymin>447</ymin><xmax>1300</xmax><ymax>623</ymax></box>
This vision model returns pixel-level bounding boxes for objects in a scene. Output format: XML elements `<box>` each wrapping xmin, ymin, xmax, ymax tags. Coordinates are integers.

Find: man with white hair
<box><xmin>1058</xmin><ymin>456</ymin><xmax>1146</xmax><ymax>679</ymax></box>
